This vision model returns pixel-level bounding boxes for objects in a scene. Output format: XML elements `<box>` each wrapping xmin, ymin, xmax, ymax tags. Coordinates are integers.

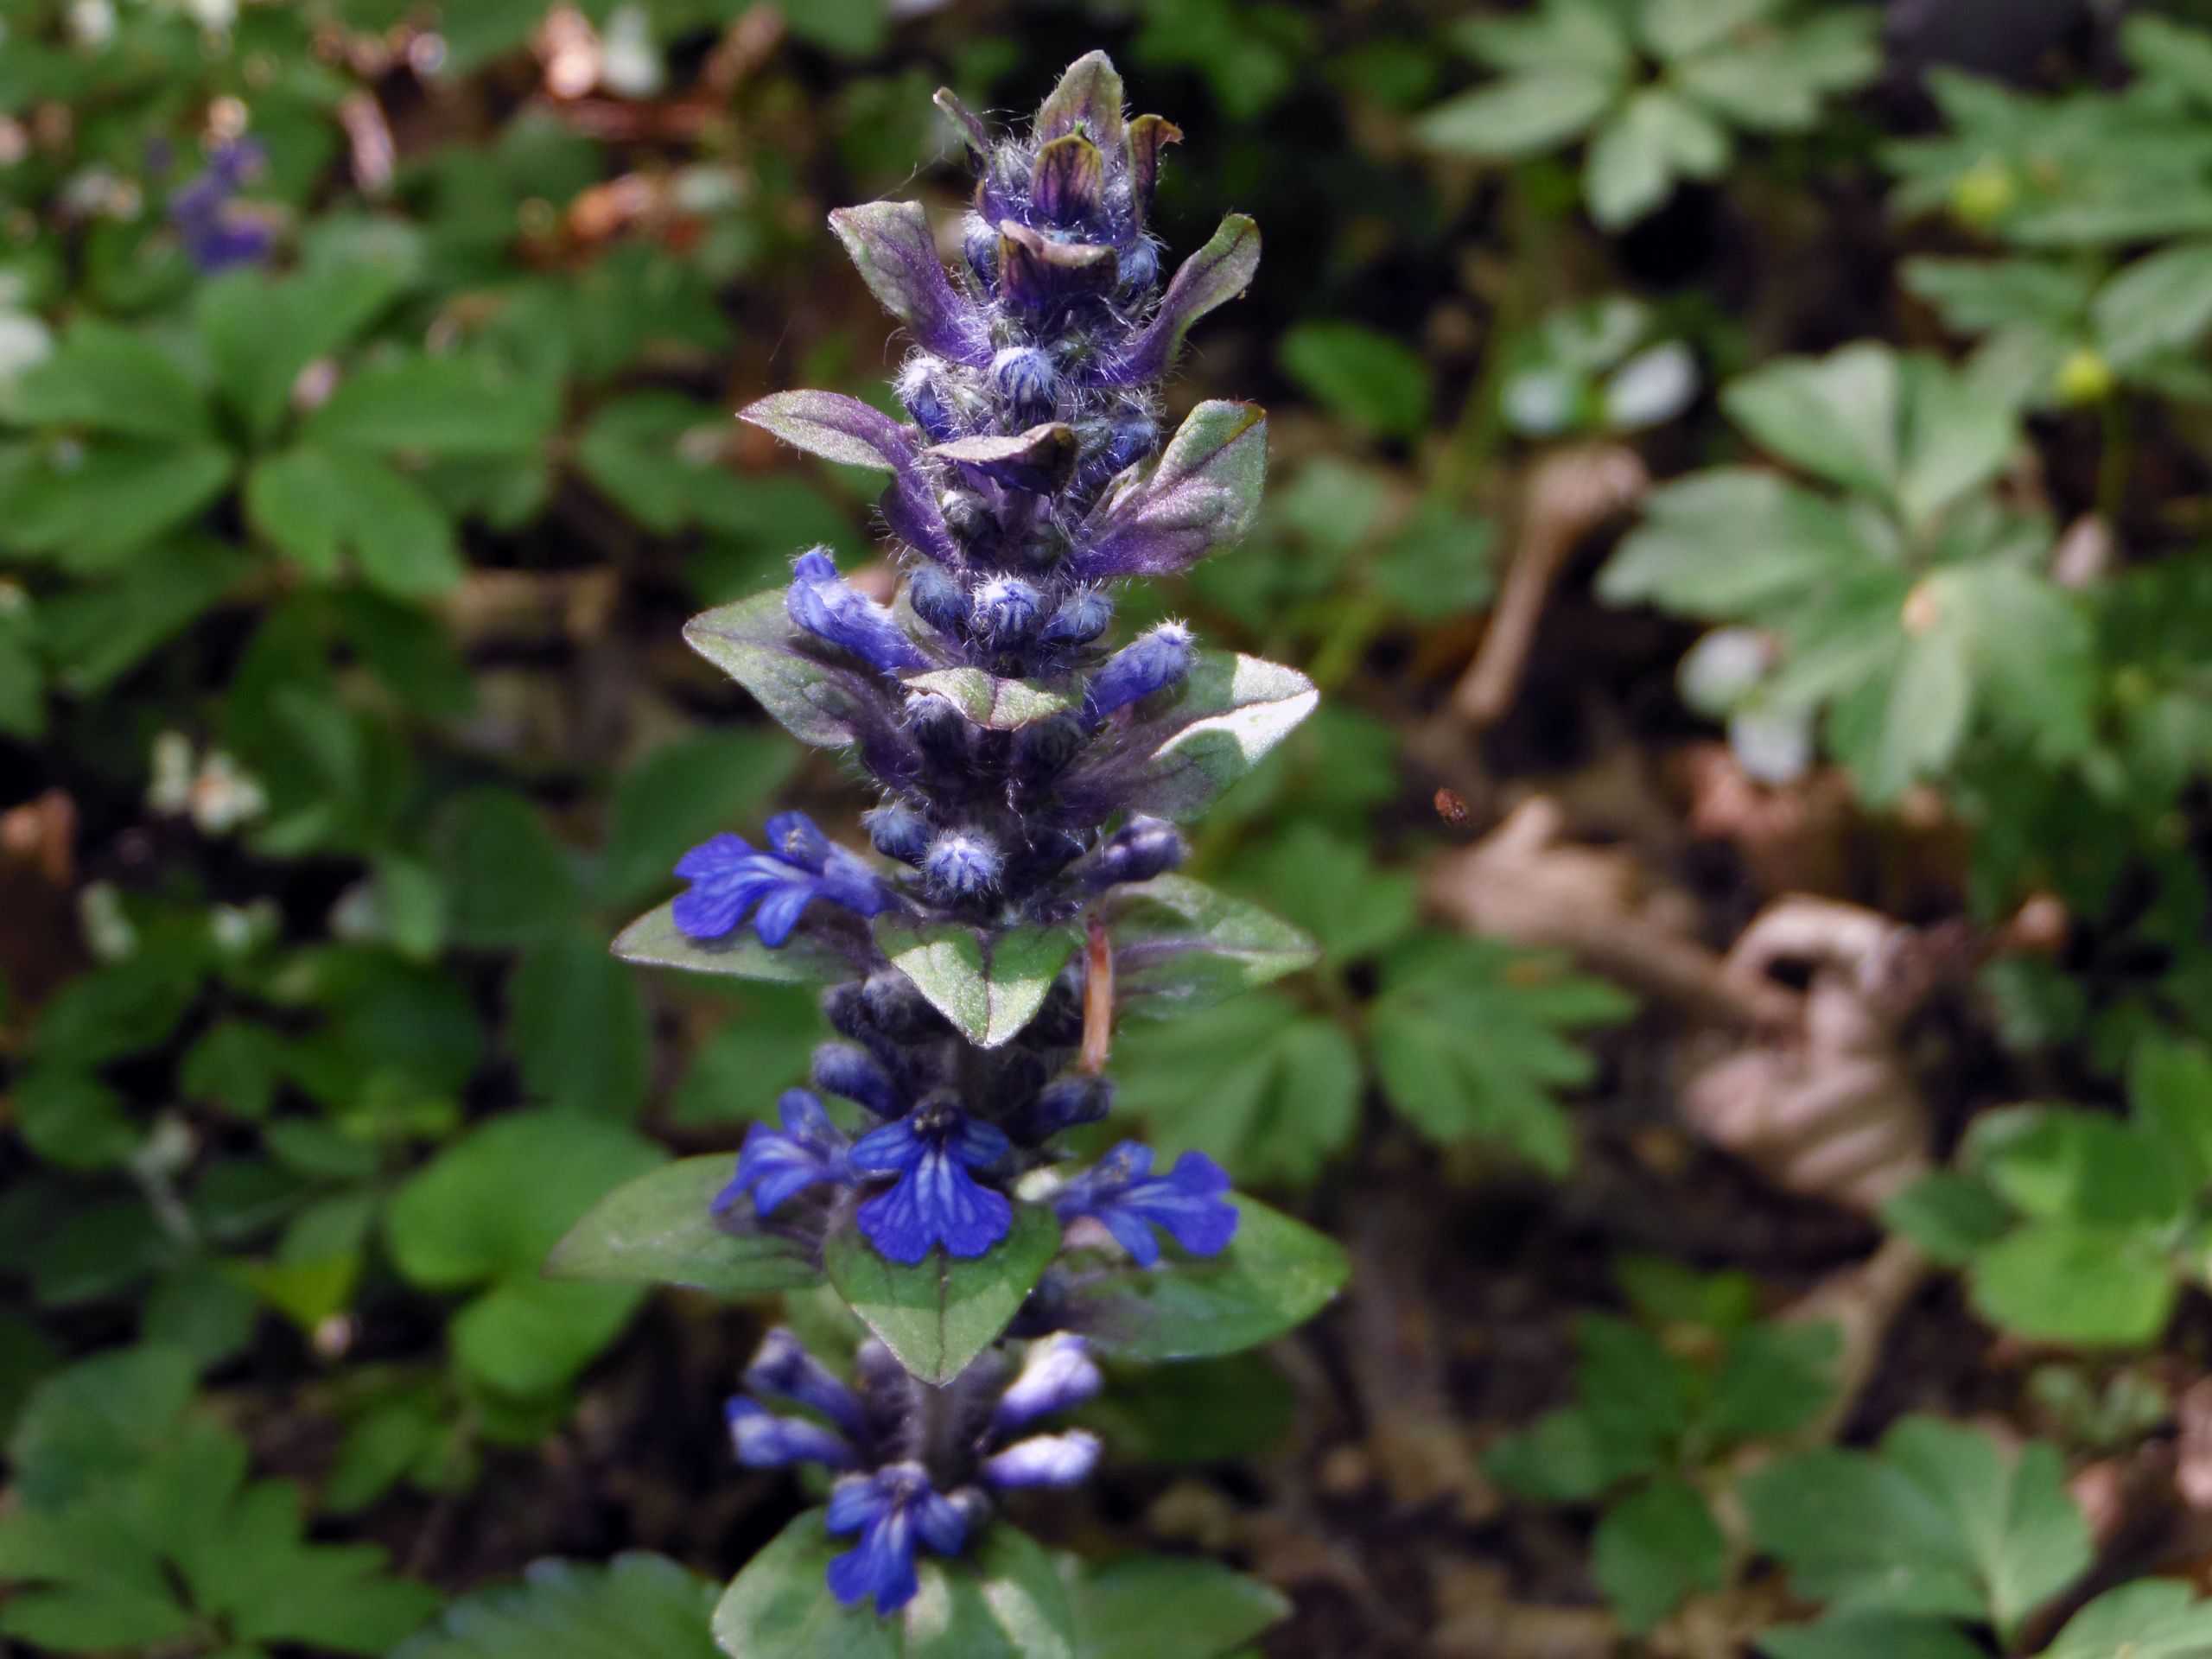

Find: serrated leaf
<box><xmin>1109</xmin><ymin>995</ymin><xmax>1359</xmax><ymax>1186</ymax></box>
<box><xmin>2043</xmin><ymin>1579</ymin><xmax>2212</xmax><ymax>1659</ymax></box>
<box><xmin>1125</xmin><ymin>652</ymin><xmax>1319</xmax><ymax>820</ymax></box>
<box><xmin>876</xmin><ymin>920</ymin><xmax>1080</xmax><ymax>1049</ymax></box>
<box><xmin>1067</xmin><ymin>1197</ymin><xmax>1348</xmax><ymax>1362</ymax></box>
<box><xmin>823</xmin><ymin>1204</ymin><xmax>1059</xmax><ymax>1385</ymax></box>
<box><xmin>1592</xmin><ymin>1476</ymin><xmax>1726</xmax><ymax>1633</ymax></box>
<box><xmin>1968</xmin><ymin>1221</ymin><xmax>2176</xmax><ymax>1347</ymax></box>
<box><xmin>547</xmin><ymin>1156</ymin><xmax>821</xmax><ymax>1296</ymax></box>
<box><xmin>304</xmin><ymin>353</ymin><xmax>557</xmax><ymax>458</ymax></box>
<box><xmin>395</xmin><ymin>1553</ymin><xmax>721</xmax><ymax>1659</ymax></box>
<box><xmin>1065</xmin><ymin>1554</ymin><xmax>1289</xmax><ymax>1659</ymax></box>
<box><xmin>904</xmin><ymin>668</ymin><xmax>1072</xmax><ymax>729</ymax></box>
<box><xmin>1722</xmin><ymin>343</ymin><xmax>1901</xmax><ymax>501</ymax></box>
<box><xmin>1758</xmin><ymin>1612</ymin><xmax>1987</xmax><ymax>1659</ymax></box>
<box><xmin>14</xmin><ymin>321</ymin><xmax>210</xmax><ymax>442</ymax></box>
<box><xmin>1277</xmin><ymin>327</ymin><xmax>1432</xmax><ymax>439</ymax></box>
<box><xmin>2094</xmin><ymin>241</ymin><xmax>2212</xmax><ymax>369</ymax></box>
<box><xmin>613</xmin><ymin>901</ymin><xmax>856</xmax><ymax>986</ymax></box>
<box><xmin>1416</xmin><ymin>72</ymin><xmax>1619</xmax><ymax>157</ymax></box>
<box><xmin>683</xmin><ymin>589</ymin><xmax>890</xmax><ymax>751</ymax></box>
<box><xmin>1107</xmin><ymin>874</ymin><xmax>1318</xmax><ymax>1017</ymax></box>
<box><xmin>1369</xmin><ymin>934</ymin><xmax>1631</xmax><ymax>1173</ymax></box>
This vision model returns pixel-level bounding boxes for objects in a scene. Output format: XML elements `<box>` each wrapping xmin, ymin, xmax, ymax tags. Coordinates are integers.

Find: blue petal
<box><xmin>849</xmin><ymin>1116</ymin><xmax>925</xmax><ymax>1175</ymax></box>
<box><xmin>725</xmin><ymin>1399</ymin><xmax>856</xmax><ymax>1471</ymax></box>
<box><xmin>826</xmin><ymin>1474</ymin><xmax>892</xmax><ymax>1535</ymax></box>
<box><xmin>674</xmin><ymin>833</ymin><xmax>754</xmax><ymax>878</ymax></box>
<box><xmin>826</xmin><ymin>1507</ymin><xmax>920</xmax><ymax>1613</ymax></box>
<box><xmin>752</xmin><ymin>880</ymin><xmax>817</xmax><ymax>948</ymax></box>
<box><xmin>913</xmin><ymin>1491</ymin><xmax>968</xmax><ymax>1556</ymax></box>
<box><xmin>982</xmin><ymin>1430</ymin><xmax>1102</xmax><ymax>1489</ymax></box>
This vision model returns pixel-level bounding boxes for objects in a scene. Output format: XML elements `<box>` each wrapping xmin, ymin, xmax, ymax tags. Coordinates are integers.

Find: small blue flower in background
<box><xmin>672</xmin><ymin>810</ymin><xmax>891</xmax><ymax>947</ymax></box>
<box><xmin>715</xmin><ymin>1090</ymin><xmax>853</xmax><ymax>1217</ymax></box>
<box><xmin>786</xmin><ymin>549</ymin><xmax>929</xmax><ymax>675</ymax></box>
<box><xmin>1054</xmin><ymin>1142</ymin><xmax>1239</xmax><ymax>1267</ymax></box>
<box><xmin>169</xmin><ymin>137</ymin><xmax>276</xmax><ymax>272</ymax></box>
<box><xmin>851</xmin><ymin>1105</ymin><xmax>1013</xmax><ymax>1262</ymax></box>
<box><xmin>724</xmin><ymin>1328</ymin><xmax>1106</xmax><ymax>1613</ymax></box>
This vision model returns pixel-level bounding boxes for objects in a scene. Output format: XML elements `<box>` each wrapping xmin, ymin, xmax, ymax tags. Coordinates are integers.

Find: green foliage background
<box><xmin>5</xmin><ymin>1</ymin><xmax>2212</xmax><ymax>1655</ymax></box>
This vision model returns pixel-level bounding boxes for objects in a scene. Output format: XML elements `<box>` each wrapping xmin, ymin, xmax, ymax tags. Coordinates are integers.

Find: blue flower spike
<box><xmin>1053</xmin><ymin>1142</ymin><xmax>1240</xmax><ymax>1268</ymax></box>
<box><xmin>639</xmin><ymin>49</ymin><xmax>1331</xmax><ymax>1624</ymax></box>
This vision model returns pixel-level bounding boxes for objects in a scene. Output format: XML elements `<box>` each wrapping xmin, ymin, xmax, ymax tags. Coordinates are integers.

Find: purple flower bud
<box><xmin>906</xmin><ymin>692</ymin><xmax>971</xmax><ymax>772</ymax></box>
<box><xmin>907</xmin><ymin>564</ymin><xmax>969</xmax><ymax>639</ymax></box>
<box><xmin>994</xmin><ymin>1334</ymin><xmax>1103</xmax><ymax>1433</ymax></box>
<box><xmin>727</xmin><ymin>1397</ymin><xmax>859</xmax><ymax>1471</ymax></box>
<box><xmin>744</xmin><ymin>1329</ymin><xmax>872</xmax><ymax>1441</ymax></box>
<box><xmin>864</xmin><ymin>799</ymin><xmax>932</xmax><ymax>864</ymax></box>
<box><xmin>1039</xmin><ymin>588</ymin><xmax>1113</xmax><ymax>648</ymax></box>
<box><xmin>1097</xmin><ymin>416</ymin><xmax>1160</xmax><ymax>478</ymax></box>
<box><xmin>925</xmin><ymin>830</ymin><xmax>1002</xmax><ymax>897</ymax></box>
<box><xmin>963</xmin><ymin>217</ymin><xmax>999</xmax><ymax>286</ymax></box>
<box><xmin>1012</xmin><ymin>713</ymin><xmax>1085</xmax><ymax>793</ymax></box>
<box><xmin>897</xmin><ymin>359</ymin><xmax>961</xmax><ymax>445</ymax></box>
<box><xmin>787</xmin><ymin>549</ymin><xmax>928</xmax><ymax>675</ymax></box>
<box><xmin>982</xmin><ymin>1430</ymin><xmax>1102</xmax><ymax>1489</ymax></box>
<box><xmin>1117</xmin><ymin>239</ymin><xmax>1160</xmax><ymax>293</ymax></box>
<box><xmin>814</xmin><ymin>1043</ymin><xmax>906</xmax><ymax>1118</ymax></box>
<box><xmin>1008</xmin><ymin>1074</ymin><xmax>1112</xmax><ymax>1144</ymax></box>
<box><xmin>1085</xmin><ymin>816</ymin><xmax>1183</xmax><ymax>887</ymax></box>
<box><xmin>861</xmin><ymin>969</ymin><xmax>944</xmax><ymax>1039</ymax></box>
<box><xmin>991</xmin><ymin>346</ymin><xmax>1058</xmax><ymax>427</ymax></box>
<box><xmin>972</xmin><ymin>575</ymin><xmax>1046</xmax><ymax>641</ymax></box>
<box><xmin>940</xmin><ymin>489</ymin><xmax>997</xmax><ymax>549</ymax></box>
<box><xmin>1083</xmin><ymin>621</ymin><xmax>1192</xmax><ymax>721</ymax></box>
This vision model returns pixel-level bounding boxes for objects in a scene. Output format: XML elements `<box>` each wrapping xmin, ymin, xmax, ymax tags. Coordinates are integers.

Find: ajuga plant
<box><xmin>549</xmin><ymin>54</ymin><xmax>1349</xmax><ymax>1643</ymax></box>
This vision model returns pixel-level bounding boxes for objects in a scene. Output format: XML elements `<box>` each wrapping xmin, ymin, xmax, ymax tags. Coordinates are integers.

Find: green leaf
<box><xmin>438</xmin><ymin>788</ymin><xmax>582</xmax><ymax>949</ymax></box>
<box><xmin>1106</xmin><ymin>874</ymin><xmax>1320</xmax><ymax>1018</ymax></box>
<box><xmin>1276</xmin><ymin>321</ymin><xmax>1435</xmax><ymax>440</ymax></box>
<box><xmin>906</xmin><ymin>1525</ymin><xmax>1076</xmax><ymax>1659</ymax></box>
<box><xmin>1881</xmin><ymin>1416</ymin><xmax>2093</xmax><ymax>1641</ymax></box>
<box><xmin>509</xmin><ymin>931</ymin><xmax>652</xmax><ymax>1118</ymax></box>
<box><xmin>1743</xmin><ymin>1417</ymin><xmax>2090</xmax><ymax>1639</ymax></box>
<box><xmin>1968</xmin><ymin>1221</ymin><xmax>2176</xmax><ymax>1347</ymax></box>
<box><xmin>1068</xmin><ymin>1197</ymin><xmax>1349</xmax><ymax>1362</ymax></box>
<box><xmin>1368</xmin><ymin>934</ymin><xmax>1630</xmax><ymax>1173</ymax></box>
<box><xmin>1128</xmin><ymin>651</ymin><xmax>1319</xmax><ymax>820</ymax></box>
<box><xmin>1109</xmin><ymin>994</ymin><xmax>1360</xmax><ymax>1187</ymax></box>
<box><xmin>1722</xmin><ymin>343</ymin><xmax>1901</xmax><ymax>502</ymax></box>
<box><xmin>713</xmin><ymin>1512</ymin><xmax>899</xmax><ymax>1658</ymax></box>
<box><xmin>2043</xmin><ymin>1579</ymin><xmax>2212</xmax><ymax>1659</ymax></box>
<box><xmin>2094</xmin><ymin>241</ymin><xmax>2212</xmax><ymax>369</ymax></box>
<box><xmin>1758</xmin><ymin>1612</ymin><xmax>1988</xmax><ymax>1659</ymax></box>
<box><xmin>1967</xmin><ymin>1104</ymin><xmax>2191</xmax><ymax>1229</ymax></box>
<box><xmin>387</xmin><ymin>1112</ymin><xmax>664</xmax><ymax>1395</ymax></box>
<box><xmin>393</xmin><ymin>1553</ymin><xmax>721</xmax><ymax>1659</ymax></box>
<box><xmin>1703</xmin><ymin>1321</ymin><xmax>1840</xmax><ymax>1444</ymax></box>
<box><xmin>1416</xmin><ymin>72</ymin><xmax>1619</xmax><ymax>158</ymax></box>
<box><xmin>1065</xmin><ymin>1554</ymin><xmax>1289</xmax><ymax>1659</ymax></box>
<box><xmin>1247</xmin><ymin>826</ymin><xmax>1419</xmax><ymax>964</ymax></box>
<box><xmin>547</xmin><ymin>1156</ymin><xmax>821</xmax><ymax>1296</ymax></box>
<box><xmin>2132</xmin><ymin>1038</ymin><xmax>2212</xmax><ymax>1185</ymax></box>
<box><xmin>875</xmin><ymin>920</ymin><xmax>1080</xmax><ymax>1050</ymax></box>
<box><xmin>1601</xmin><ymin>469</ymin><xmax>1882</xmax><ymax>620</ymax></box>
<box><xmin>195</xmin><ymin>262</ymin><xmax>407</xmax><ymax>442</ymax></box>
<box><xmin>3</xmin><ymin>439</ymin><xmax>236</xmax><ymax>570</ymax></box>
<box><xmin>1585</xmin><ymin>89</ymin><xmax>1727</xmax><ymax>230</ymax></box>
<box><xmin>7</xmin><ymin>1344</ymin><xmax>195</xmax><ymax>1509</ymax></box>
<box><xmin>14</xmin><ymin>321</ymin><xmax>210</xmax><ymax>442</ymax></box>
<box><xmin>613</xmin><ymin>900</ymin><xmax>855</xmax><ymax>986</ymax></box>
<box><xmin>597</xmin><ymin>728</ymin><xmax>800</xmax><ymax>911</ymax></box>
<box><xmin>1639</xmin><ymin>0</ymin><xmax>1771</xmax><ymax>60</ymax></box>
<box><xmin>904</xmin><ymin>667</ymin><xmax>1073</xmax><ymax>729</ymax></box>
<box><xmin>683</xmin><ymin>589</ymin><xmax>886</xmax><ymax>751</ymax></box>
<box><xmin>823</xmin><ymin>1205</ymin><xmax>1060</xmax><ymax>1385</ymax></box>
<box><xmin>1592</xmin><ymin>1476</ymin><xmax>1726</xmax><ymax>1632</ymax></box>
<box><xmin>247</xmin><ymin>446</ymin><xmax>464</xmax><ymax>597</ymax></box>
<box><xmin>1896</xmin><ymin>356</ymin><xmax>2020</xmax><ymax>524</ymax></box>
<box><xmin>304</xmin><ymin>353</ymin><xmax>557</xmax><ymax>458</ymax></box>
<box><xmin>1880</xmin><ymin>1172</ymin><xmax>2013</xmax><ymax>1267</ymax></box>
